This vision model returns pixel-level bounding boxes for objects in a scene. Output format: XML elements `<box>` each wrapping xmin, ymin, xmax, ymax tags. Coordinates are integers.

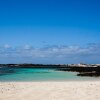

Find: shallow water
<box><xmin>0</xmin><ymin>67</ymin><xmax>100</xmax><ymax>81</ymax></box>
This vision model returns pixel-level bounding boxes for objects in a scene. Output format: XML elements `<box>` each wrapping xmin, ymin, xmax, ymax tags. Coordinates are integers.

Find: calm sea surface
<box><xmin>0</xmin><ymin>67</ymin><xmax>99</xmax><ymax>81</ymax></box>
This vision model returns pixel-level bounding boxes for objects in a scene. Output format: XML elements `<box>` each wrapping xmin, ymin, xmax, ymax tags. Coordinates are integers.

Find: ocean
<box><xmin>0</xmin><ymin>66</ymin><xmax>99</xmax><ymax>81</ymax></box>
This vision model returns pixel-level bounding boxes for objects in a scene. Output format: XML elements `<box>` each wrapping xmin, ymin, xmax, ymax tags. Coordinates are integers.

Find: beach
<box><xmin>0</xmin><ymin>81</ymin><xmax>100</xmax><ymax>100</ymax></box>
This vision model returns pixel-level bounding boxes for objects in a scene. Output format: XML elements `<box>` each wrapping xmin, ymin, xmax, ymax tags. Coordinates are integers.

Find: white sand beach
<box><xmin>0</xmin><ymin>81</ymin><xmax>100</xmax><ymax>100</ymax></box>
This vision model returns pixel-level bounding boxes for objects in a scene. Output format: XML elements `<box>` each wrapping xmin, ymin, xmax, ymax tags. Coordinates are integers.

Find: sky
<box><xmin>0</xmin><ymin>0</ymin><xmax>100</xmax><ymax>64</ymax></box>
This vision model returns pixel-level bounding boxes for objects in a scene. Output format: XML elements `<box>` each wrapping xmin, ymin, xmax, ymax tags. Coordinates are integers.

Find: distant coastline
<box><xmin>0</xmin><ymin>63</ymin><xmax>100</xmax><ymax>77</ymax></box>
<box><xmin>0</xmin><ymin>63</ymin><xmax>100</xmax><ymax>67</ymax></box>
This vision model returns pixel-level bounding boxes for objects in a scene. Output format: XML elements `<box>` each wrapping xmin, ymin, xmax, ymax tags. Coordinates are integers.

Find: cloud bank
<box><xmin>0</xmin><ymin>43</ymin><xmax>100</xmax><ymax>64</ymax></box>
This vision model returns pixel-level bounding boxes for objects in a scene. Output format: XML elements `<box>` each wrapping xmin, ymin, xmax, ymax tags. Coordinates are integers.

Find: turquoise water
<box><xmin>0</xmin><ymin>67</ymin><xmax>99</xmax><ymax>81</ymax></box>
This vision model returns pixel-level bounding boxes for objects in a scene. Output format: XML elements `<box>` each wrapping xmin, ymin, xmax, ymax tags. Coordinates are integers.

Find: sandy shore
<box><xmin>0</xmin><ymin>81</ymin><xmax>100</xmax><ymax>100</ymax></box>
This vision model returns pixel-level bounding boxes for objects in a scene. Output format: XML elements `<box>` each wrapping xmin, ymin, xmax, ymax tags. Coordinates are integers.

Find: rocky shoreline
<box><xmin>1</xmin><ymin>64</ymin><xmax>100</xmax><ymax>77</ymax></box>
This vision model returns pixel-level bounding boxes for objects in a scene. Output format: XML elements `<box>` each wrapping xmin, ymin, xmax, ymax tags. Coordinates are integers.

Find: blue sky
<box><xmin>0</xmin><ymin>0</ymin><xmax>100</xmax><ymax>64</ymax></box>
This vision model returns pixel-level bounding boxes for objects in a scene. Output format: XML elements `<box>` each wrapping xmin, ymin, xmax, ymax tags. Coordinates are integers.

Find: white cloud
<box><xmin>0</xmin><ymin>43</ymin><xmax>100</xmax><ymax>63</ymax></box>
<box><xmin>23</xmin><ymin>45</ymin><xmax>33</xmax><ymax>50</ymax></box>
<box><xmin>3</xmin><ymin>44</ymin><xmax>11</xmax><ymax>49</ymax></box>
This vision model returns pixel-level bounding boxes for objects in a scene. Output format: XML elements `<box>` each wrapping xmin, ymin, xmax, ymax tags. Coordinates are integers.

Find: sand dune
<box><xmin>0</xmin><ymin>81</ymin><xmax>100</xmax><ymax>100</ymax></box>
